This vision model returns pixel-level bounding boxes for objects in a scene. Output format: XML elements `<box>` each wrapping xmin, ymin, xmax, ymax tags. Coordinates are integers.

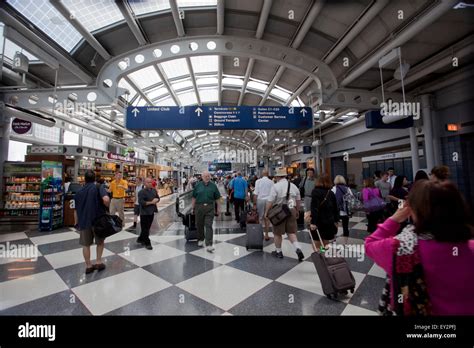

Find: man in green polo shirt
<box><xmin>192</xmin><ymin>171</ymin><xmax>221</xmax><ymax>252</ymax></box>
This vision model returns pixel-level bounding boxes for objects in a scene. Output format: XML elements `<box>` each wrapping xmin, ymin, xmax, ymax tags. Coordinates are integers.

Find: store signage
<box><xmin>107</xmin><ymin>153</ymin><xmax>135</xmax><ymax>163</ymax></box>
<box><xmin>126</xmin><ymin>106</ymin><xmax>312</xmax><ymax>130</ymax></box>
<box><xmin>11</xmin><ymin>118</ymin><xmax>32</xmax><ymax>135</ymax></box>
<box><xmin>28</xmin><ymin>145</ymin><xmax>63</xmax><ymax>154</ymax></box>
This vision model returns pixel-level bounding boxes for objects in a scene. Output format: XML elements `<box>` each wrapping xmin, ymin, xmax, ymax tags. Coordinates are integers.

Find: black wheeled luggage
<box><xmin>308</xmin><ymin>228</ymin><xmax>356</xmax><ymax>300</ymax></box>
<box><xmin>183</xmin><ymin>212</ymin><xmax>198</xmax><ymax>241</ymax></box>
<box><xmin>246</xmin><ymin>222</ymin><xmax>263</xmax><ymax>250</ymax></box>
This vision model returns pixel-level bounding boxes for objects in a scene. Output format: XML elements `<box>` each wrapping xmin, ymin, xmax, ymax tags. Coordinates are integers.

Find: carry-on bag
<box><xmin>184</xmin><ymin>212</ymin><xmax>198</xmax><ymax>241</ymax></box>
<box><xmin>93</xmin><ymin>214</ymin><xmax>123</xmax><ymax>239</ymax></box>
<box><xmin>246</xmin><ymin>223</ymin><xmax>264</xmax><ymax>251</ymax></box>
<box><xmin>307</xmin><ymin>228</ymin><xmax>356</xmax><ymax>300</ymax></box>
<box><xmin>246</xmin><ymin>204</ymin><xmax>259</xmax><ymax>224</ymax></box>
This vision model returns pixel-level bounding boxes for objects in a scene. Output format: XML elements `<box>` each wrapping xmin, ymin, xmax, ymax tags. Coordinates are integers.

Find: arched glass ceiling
<box><xmin>119</xmin><ymin>56</ymin><xmax>304</xmax><ymax>108</ymax></box>
<box><xmin>6</xmin><ymin>0</ymin><xmax>217</xmax><ymax>52</ymax></box>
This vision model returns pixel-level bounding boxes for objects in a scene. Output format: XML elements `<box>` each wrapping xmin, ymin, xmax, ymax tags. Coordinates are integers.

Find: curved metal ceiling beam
<box><xmin>3</xmin><ymin>36</ymin><xmax>337</xmax><ymax>109</ymax></box>
<box><xmin>98</xmin><ymin>35</ymin><xmax>337</xmax><ymax>102</ymax></box>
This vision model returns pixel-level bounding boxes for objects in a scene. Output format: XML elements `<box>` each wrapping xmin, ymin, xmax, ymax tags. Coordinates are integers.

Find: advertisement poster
<box><xmin>41</xmin><ymin>161</ymin><xmax>62</xmax><ymax>182</ymax></box>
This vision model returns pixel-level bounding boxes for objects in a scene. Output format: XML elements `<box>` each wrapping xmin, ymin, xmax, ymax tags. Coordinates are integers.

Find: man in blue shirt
<box><xmin>230</xmin><ymin>172</ymin><xmax>248</xmax><ymax>222</ymax></box>
<box><xmin>75</xmin><ymin>170</ymin><xmax>110</xmax><ymax>274</ymax></box>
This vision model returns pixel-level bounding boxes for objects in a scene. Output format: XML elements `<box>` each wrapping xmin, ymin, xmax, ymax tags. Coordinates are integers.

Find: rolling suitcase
<box><xmin>308</xmin><ymin>228</ymin><xmax>356</xmax><ymax>300</ymax></box>
<box><xmin>245</xmin><ymin>204</ymin><xmax>263</xmax><ymax>250</ymax></box>
<box><xmin>184</xmin><ymin>212</ymin><xmax>198</xmax><ymax>242</ymax></box>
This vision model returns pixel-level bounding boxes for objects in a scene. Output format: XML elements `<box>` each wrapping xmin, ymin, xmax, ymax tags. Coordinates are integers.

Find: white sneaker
<box><xmin>206</xmin><ymin>245</ymin><xmax>215</xmax><ymax>253</ymax></box>
<box><xmin>198</xmin><ymin>240</ymin><xmax>204</xmax><ymax>247</ymax></box>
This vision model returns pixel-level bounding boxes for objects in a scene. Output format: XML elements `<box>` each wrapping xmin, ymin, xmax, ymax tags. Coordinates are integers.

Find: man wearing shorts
<box><xmin>75</xmin><ymin>170</ymin><xmax>110</xmax><ymax>274</ymax></box>
<box><xmin>253</xmin><ymin>169</ymin><xmax>274</xmax><ymax>241</ymax></box>
<box><xmin>265</xmin><ymin>168</ymin><xmax>305</xmax><ymax>261</ymax></box>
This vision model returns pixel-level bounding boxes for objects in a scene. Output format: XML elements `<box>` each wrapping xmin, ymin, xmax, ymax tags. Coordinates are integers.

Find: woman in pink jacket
<box><xmin>365</xmin><ymin>180</ymin><xmax>474</xmax><ymax>315</ymax></box>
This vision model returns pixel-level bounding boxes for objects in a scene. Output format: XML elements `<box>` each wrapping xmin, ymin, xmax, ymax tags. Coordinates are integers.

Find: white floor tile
<box><xmin>0</xmin><ymin>232</ymin><xmax>28</xmax><ymax>243</ymax></box>
<box><xmin>163</xmin><ymin>222</ymin><xmax>184</xmax><ymax>231</ymax></box>
<box><xmin>276</xmin><ymin>261</ymin><xmax>365</xmax><ymax>298</ymax></box>
<box><xmin>263</xmin><ymin>239</ymin><xmax>314</xmax><ymax>260</ymax></box>
<box><xmin>118</xmin><ymin>244</ymin><xmax>186</xmax><ymax>267</ymax></box>
<box><xmin>105</xmin><ymin>231</ymin><xmax>139</xmax><ymax>243</ymax></box>
<box><xmin>368</xmin><ymin>263</ymin><xmax>386</xmax><ymax>278</ymax></box>
<box><xmin>190</xmin><ymin>242</ymin><xmax>250</xmax><ymax>264</ymax></box>
<box><xmin>72</xmin><ymin>268</ymin><xmax>171</xmax><ymax>315</ymax></box>
<box><xmin>341</xmin><ymin>304</ymin><xmax>378</xmax><ymax>316</ymax></box>
<box><xmin>149</xmin><ymin>235</ymin><xmax>185</xmax><ymax>243</ymax></box>
<box><xmin>176</xmin><ymin>265</ymin><xmax>272</xmax><ymax>311</ymax></box>
<box><xmin>44</xmin><ymin>247</ymin><xmax>114</xmax><ymax>269</ymax></box>
<box><xmin>0</xmin><ymin>270</ymin><xmax>68</xmax><ymax>310</ymax></box>
<box><xmin>213</xmin><ymin>233</ymin><xmax>245</xmax><ymax>242</ymax></box>
<box><xmin>30</xmin><ymin>231</ymin><xmax>79</xmax><ymax>245</ymax></box>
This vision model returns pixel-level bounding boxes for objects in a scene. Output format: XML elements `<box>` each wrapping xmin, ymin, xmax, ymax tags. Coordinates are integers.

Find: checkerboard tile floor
<box><xmin>0</xmin><ymin>205</ymin><xmax>384</xmax><ymax>316</ymax></box>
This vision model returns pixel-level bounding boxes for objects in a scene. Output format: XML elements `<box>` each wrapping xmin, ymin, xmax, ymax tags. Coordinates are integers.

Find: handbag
<box><xmin>267</xmin><ymin>181</ymin><xmax>292</xmax><ymax>226</ymax></box>
<box><xmin>93</xmin><ymin>214</ymin><xmax>123</xmax><ymax>239</ymax></box>
<box><xmin>246</xmin><ymin>204</ymin><xmax>259</xmax><ymax>224</ymax></box>
<box><xmin>363</xmin><ymin>189</ymin><xmax>386</xmax><ymax>213</ymax></box>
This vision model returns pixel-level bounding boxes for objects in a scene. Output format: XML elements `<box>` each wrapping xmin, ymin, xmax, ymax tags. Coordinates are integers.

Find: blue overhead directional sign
<box><xmin>126</xmin><ymin>106</ymin><xmax>312</xmax><ymax>130</ymax></box>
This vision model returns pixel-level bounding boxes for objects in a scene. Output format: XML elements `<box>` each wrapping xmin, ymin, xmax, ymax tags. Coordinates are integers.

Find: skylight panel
<box><xmin>7</xmin><ymin>0</ymin><xmax>83</xmax><ymax>51</ymax></box>
<box><xmin>62</xmin><ymin>0</ymin><xmax>124</xmax><ymax>32</ymax></box>
<box><xmin>147</xmin><ymin>87</ymin><xmax>169</xmax><ymax>100</ymax></box>
<box><xmin>160</xmin><ymin>59</ymin><xmax>189</xmax><ymax>79</ymax></box>
<box><xmin>222</xmin><ymin>77</ymin><xmax>243</xmax><ymax>87</ymax></box>
<box><xmin>190</xmin><ymin>55</ymin><xmax>218</xmax><ymax>74</ymax></box>
<box><xmin>129</xmin><ymin>0</ymin><xmax>170</xmax><ymax>16</ymax></box>
<box><xmin>177</xmin><ymin>91</ymin><xmax>198</xmax><ymax>106</ymax></box>
<box><xmin>197</xmin><ymin>77</ymin><xmax>219</xmax><ymax>86</ymax></box>
<box><xmin>171</xmin><ymin>80</ymin><xmax>194</xmax><ymax>92</ymax></box>
<box><xmin>128</xmin><ymin>66</ymin><xmax>161</xmax><ymax>90</ymax></box>
<box><xmin>199</xmin><ymin>88</ymin><xmax>218</xmax><ymax>103</ymax></box>
<box><xmin>247</xmin><ymin>80</ymin><xmax>267</xmax><ymax>92</ymax></box>
<box><xmin>270</xmin><ymin>88</ymin><xmax>290</xmax><ymax>101</ymax></box>
<box><xmin>155</xmin><ymin>97</ymin><xmax>177</xmax><ymax>106</ymax></box>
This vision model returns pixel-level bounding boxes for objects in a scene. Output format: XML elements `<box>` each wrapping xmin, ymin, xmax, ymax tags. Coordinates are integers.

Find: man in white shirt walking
<box><xmin>265</xmin><ymin>168</ymin><xmax>305</xmax><ymax>261</ymax></box>
<box><xmin>253</xmin><ymin>169</ymin><xmax>274</xmax><ymax>241</ymax></box>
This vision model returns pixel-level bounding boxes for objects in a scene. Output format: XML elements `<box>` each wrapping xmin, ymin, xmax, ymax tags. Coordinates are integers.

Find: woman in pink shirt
<box><xmin>365</xmin><ymin>180</ymin><xmax>474</xmax><ymax>315</ymax></box>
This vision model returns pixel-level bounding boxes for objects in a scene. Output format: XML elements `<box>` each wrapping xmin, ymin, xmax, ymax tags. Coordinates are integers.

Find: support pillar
<box><xmin>409</xmin><ymin>127</ymin><xmax>420</xmax><ymax>175</ymax></box>
<box><xmin>421</xmin><ymin>94</ymin><xmax>435</xmax><ymax>172</ymax></box>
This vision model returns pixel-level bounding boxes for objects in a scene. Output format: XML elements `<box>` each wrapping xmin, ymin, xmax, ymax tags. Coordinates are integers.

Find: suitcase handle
<box><xmin>307</xmin><ymin>225</ymin><xmax>326</xmax><ymax>251</ymax></box>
